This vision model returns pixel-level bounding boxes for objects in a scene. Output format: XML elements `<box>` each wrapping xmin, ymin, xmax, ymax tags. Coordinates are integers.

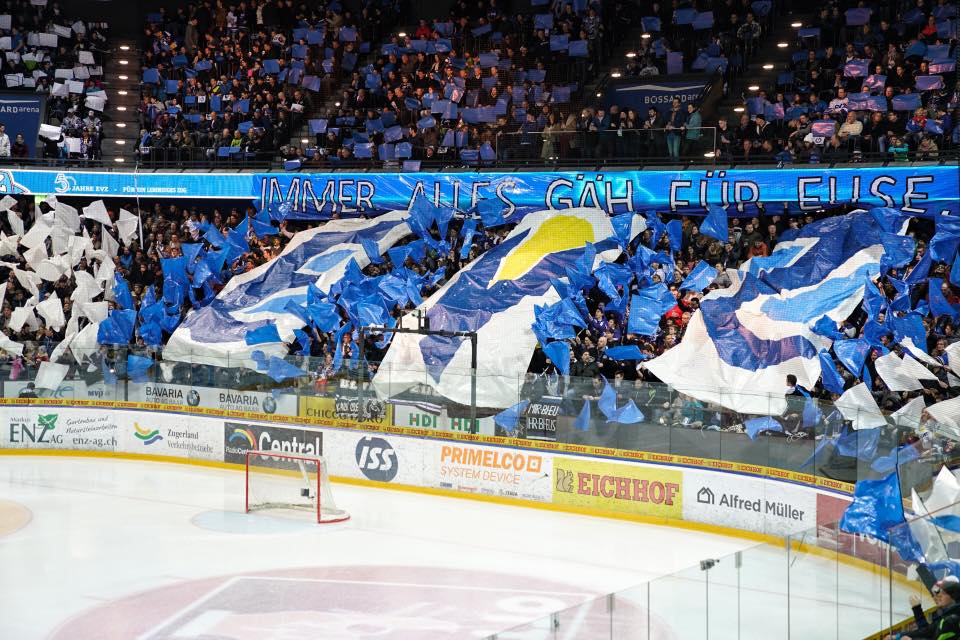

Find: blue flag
<box><xmin>573</xmin><ymin>399</ymin><xmax>591</xmax><ymax>431</ymax></box>
<box><xmin>700</xmin><ymin>205</ymin><xmax>728</xmax><ymax>241</ymax></box>
<box><xmin>666</xmin><ymin>220</ymin><xmax>683</xmax><ymax>252</ymax></box>
<box><xmin>542</xmin><ymin>341</ymin><xmax>571</xmax><ymax>375</ymax></box>
<box><xmin>833</xmin><ymin>338</ymin><xmax>871</xmax><ymax>376</ymax></box>
<box><xmin>679</xmin><ymin>261</ymin><xmax>718</xmax><ymax>292</ymax></box>
<box><xmin>744</xmin><ymin>416</ymin><xmax>784</xmax><ymax>439</ymax></box>
<box><xmin>245</xmin><ymin>323</ymin><xmax>282</xmax><ymax>345</ymax></box>
<box><xmin>930</xmin><ymin>278</ymin><xmax>960</xmax><ymax>320</ymax></box>
<box><xmin>904</xmin><ymin>248</ymin><xmax>932</xmax><ymax>284</ymax></box>
<box><xmin>605</xmin><ymin>345</ymin><xmax>647</xmax><ymax>360</ymax></box>
<box><xmin>126</xmin><ymin>355</ymin><xmax>154</xmax><ymax>383</ymax></box>
<box><xmin>598</xmin><ymin>381</ymin><xmax>618</xmax><ymax>420</ymax></box>
<box><xmin>494</xmin><ymin>400</ymin><xmax>530</xmax><ymax>433</ymax></box>
<box><xmin>608</xmin><ymin>399</ymin><xmax>645</xmax><ymax>424</ymax></box>
<box><xmin>265</xmin><ymin>356</ymin><xmax>310</xmax><ymax>382</ymax></box>
<box><xmin>819</xmin><ymin>351</ymin><xmax>847</xmax><ymax>394</ymax></box>
<box><xmin>361</xmin><ymin>238</ymin><xmax>384</xmax><ymax>264</ymax></box>
<box><xmin>839</xmin><ymin>470</ymin><xmax>905</xmax><ymax>543</ymax></box>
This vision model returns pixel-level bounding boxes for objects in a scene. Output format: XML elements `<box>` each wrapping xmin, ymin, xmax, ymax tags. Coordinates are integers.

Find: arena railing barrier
<box><xmin>4</xmin><ymin>343</ymin><xmax>951</xmax><ymax>497</ymax></box>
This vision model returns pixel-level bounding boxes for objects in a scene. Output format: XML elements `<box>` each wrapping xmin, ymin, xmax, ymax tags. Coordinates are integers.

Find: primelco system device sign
<box><xmin>434</xmin><ymin>442</ymin><xmax>551</xmax><ymax>502</ymax></box>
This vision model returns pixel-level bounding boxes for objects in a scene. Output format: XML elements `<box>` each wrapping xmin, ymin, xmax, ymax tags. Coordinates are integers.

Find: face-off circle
<box><xmin>52</xmin><ymin>565</ymin><xmax>676</xmax><ymax>639</ymax></box>
<box><xmin>0</xmin><ymin>500</ymin><xmax>31</xmax><ymax>537</ymax></box>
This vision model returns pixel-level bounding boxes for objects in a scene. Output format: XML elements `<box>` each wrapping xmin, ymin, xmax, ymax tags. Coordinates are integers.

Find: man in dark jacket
<box><xmin>896</xmin><ymin>580</ymin><xmax>960</xmax><ymax>639</ymax></box>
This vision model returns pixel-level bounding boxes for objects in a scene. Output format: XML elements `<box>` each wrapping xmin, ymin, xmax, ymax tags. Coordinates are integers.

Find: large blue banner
<box><xmin>604</xmin><ymin>80</ymin><xmax>707</xmax><ymax>115</ymax></box>
<box><xmin>0</xmin><ymin>167</ymin><xmax>955</xmax><ymax>218</ymax></box>
<box><xmin>0</xmin><ymin>94</ymin><xmax>44</xmax><ymax>156</ymax></box>
<box><xmin>255</xmin><ymin>167</ymin><xmax>958</xmax><ymax>218</ymax></box>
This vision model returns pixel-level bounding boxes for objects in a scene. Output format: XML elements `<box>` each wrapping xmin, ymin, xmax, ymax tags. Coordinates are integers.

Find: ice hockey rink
<box><xmin>0</xmin><ymin>455</ymin><xmax>915</xmax><ymax>639</ymax></box>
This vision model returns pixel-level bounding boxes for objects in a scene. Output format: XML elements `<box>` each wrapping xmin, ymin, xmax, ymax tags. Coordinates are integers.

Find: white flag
<box><xmin>81</xmin><ymin>200</ymin><xmax>112</xmax><ymax>227</ymax></box>
<box><xmin>836</xmin><ymin>383</ymin><xmax>886</xmax><ymax>429</ymax></box>
<box><xmin>35</xmin><ymin>361</ymin><xmax>69</xmax><ymax>391</ymax></box>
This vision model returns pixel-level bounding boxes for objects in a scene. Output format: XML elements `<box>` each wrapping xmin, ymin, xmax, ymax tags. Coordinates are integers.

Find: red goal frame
<box><xmin>244</xmin><ymin>450</ymin><xmax>348</xmax><ymax>524</ymax></box>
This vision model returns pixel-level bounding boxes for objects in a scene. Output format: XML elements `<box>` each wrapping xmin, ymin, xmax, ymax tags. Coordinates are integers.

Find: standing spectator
<box><xmin>682</xmin><ymin>103</ymin><xmax>702</xmax><ymax>157</ymax></box>
<box><xmin>10</xmin><ymin>134</ymin><xmax>28</xmax><ymax>159</ymax></box>
<box><xmin>0</xmin><ymin>124</ymin><xmax>9</xmax><ymax>157</ymax></box>
<box><xmin>664</xmin><ymin>99</ymin><xmax>685</xmax><ymax>160</ymax></box>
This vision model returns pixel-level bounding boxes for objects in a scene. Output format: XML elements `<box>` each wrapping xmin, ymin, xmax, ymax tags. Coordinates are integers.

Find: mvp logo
<box><xmin>10</xmin><ymin>414</ymin><xmax>62</xmax><ymax>444</ymax></box>
<box><xmin>355</xmin><ymin>436</ymin><xmax>397</xmax><ymax>482</ymax></box>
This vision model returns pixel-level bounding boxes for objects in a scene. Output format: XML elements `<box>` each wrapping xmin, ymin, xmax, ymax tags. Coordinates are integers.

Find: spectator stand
<box><xmin>0</xmin><ymin>3</ymin><xmax>110</xmax><ymax>162</ymax></box>
<box><xmin>718</xmin><ymin>3</ymin><xmax>959</xmax><ymax>164</ymax></box>
<box><xmin>302</xmin><ymin>0</ymin><xmax>636</xmax><ymax>171</ymax></box>
<box><xmin>136</xmin><ymin>2</ymin><xmax>401</xmax><ymax>170</ymax></box>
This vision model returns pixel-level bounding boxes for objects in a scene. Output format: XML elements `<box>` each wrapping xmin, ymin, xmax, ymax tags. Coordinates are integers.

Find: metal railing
<box><xmin>495</xmin><ymin>126</ymin><xmax>718</xmax><ymax>165</ymax></box>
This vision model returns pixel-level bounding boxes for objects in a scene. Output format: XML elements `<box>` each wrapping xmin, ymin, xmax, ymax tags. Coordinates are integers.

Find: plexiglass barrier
<box><xmin>4</xmin><ymin>344</ymin><xmax>953</xmax><ymax>492</ymax></box>
<box><xmin>4</xmin><ymin>344</ymin><xmax>955</xmax><ymax>638</ymax></box>
<box><xmin>485</xmin><ymin>521</ymin><xmax>922</xmax><ymax>639</ymax></box>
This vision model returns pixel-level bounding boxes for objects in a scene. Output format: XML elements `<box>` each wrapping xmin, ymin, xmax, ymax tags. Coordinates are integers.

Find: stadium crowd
<box><xmin>0</xmin><ymin>188</ymin><xmax>955</xmax><ymax>436</ymax></box>
<box><xmin>0</xmin><ymin>0</ymin><xmax>110</xmax><ymax>160</ymax></box>
<box><xmin>134</xmin><ymin>0</ymin><xmax>400</xmax><ymax>164</ymax></box>
<box><xmin>713</xmin><ymin>0</ymin><xmax>959</xmax><ymax>163</ymax></box>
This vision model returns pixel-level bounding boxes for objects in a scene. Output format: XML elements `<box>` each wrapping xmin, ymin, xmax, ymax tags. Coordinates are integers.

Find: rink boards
<box><xmin>0</xmin><ymin>400</ymin><xmax>861</xmax><ymax>543</ymax></box>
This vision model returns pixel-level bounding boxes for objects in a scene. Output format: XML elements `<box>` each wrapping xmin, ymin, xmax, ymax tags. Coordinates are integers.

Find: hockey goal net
<box><xmin>245</xmin><ymin>450</ymin><xmax>349</xmax><ymax>523</ymax></box>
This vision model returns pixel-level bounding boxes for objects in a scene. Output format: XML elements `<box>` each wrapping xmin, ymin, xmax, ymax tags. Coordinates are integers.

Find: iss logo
<box><xmin>555</xmin><ymin>469</ymin><xmax>574</xmax><ymax>493</ymax></box>
<box><xmin>186</xmin><ymin>390</ymin><xmax>200</xmax><ymax>407</ymax></box>
<box><xmin>354</xmin><ymin>436</ymin><xmax>397</xmax><ymax>482</ymax></box>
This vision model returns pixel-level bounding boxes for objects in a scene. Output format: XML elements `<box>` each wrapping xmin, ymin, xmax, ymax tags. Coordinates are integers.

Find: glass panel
<box><xmin>705</xmin><ymin>551</ymin><xmax>741</xmax><ymax>640</ymax></box>
<box><xmin>648</xmin><ymin>563</ymin><xmax>705</xmax><ymax>637</ymax></box>
<box><xmin>736</xmin><ymin>539</ymin><xmax>788</xmax><ymax>638</ymax></box>
<box><xmin>610</xmin><ymin>583</ymin><xmax>648</xmax><ymax>639</ymax></box>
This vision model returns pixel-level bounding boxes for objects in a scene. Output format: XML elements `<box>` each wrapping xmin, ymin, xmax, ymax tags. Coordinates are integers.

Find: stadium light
<box><xmin>610</xmin><ymin>71</ymin><xmax>622</xmax><ymax>78</ymax></box>
<box><xmin>114</xmin><ymin>140</ymin><xmax>125</xmax><ymax>145</ymax></box>
<box><xmin>641</xmin><ymin>33</ymin><xmax>651</xmax><ymax>39</ymax></box>
<box><xmin>334</xmin><ymin>101</ymin><xmax>341</xmax><ymax>107</ymax></box>
<box><xmin>791</xmin><ymin>21</ymin><xmax>803</xmax><ymax>28</ymax></box>
<box><xmin>398</xmin><ymin>32</ymin><xmax>407</xmax><ymax>38</ymax></box>
<box><xmin>704</xmin><ymin>151</ymin><xmax>716</xmax><ymax>158</ymax></box>
<box><xmin>733</xmin><ymin>106</ymin><xmax>745</xmax><ymax>112</ymax></box>
<box><xmin>116</xmin><ymin>106</ymin><xmax>127</xmax><ymax>111</ymax></box>
<box><xmin>118</xmin><ymin>75</ymin><xmax>128</xmax><ymax>80</ymax></box>
<box><xmin>113</xmin><ymin>157</ymin><xmax>124</xmax><ymax>163</ymax></box>
<box><xmin>748</xmin><ymin>85</ymin><xmax>760</xmax><ymax>91</ymax></box>
<box><xmin>301</xmin><ymin>138</ymin><xmax>309</xmax><ymax>144</ymax></box>
<box><xmin>777</xmin><ymin>42</ymin><xmax>788</xmax><ymax>48</ymax></box>
<box><xmin>762</xmin><ymin>64</ymin><xmax>774</xmax><ymax>70</ymax></box>
<box><xmin>595</xmin><ymin>92</ymin><xmax>602</xmax><ymax>97</ymax></box>
<box><xmin>120</xmin><ymin>45</ymin><xmax>130</xmax><ymax>51</ymax></box>
<box><xmin>117</xmin><ymin>90</ymin><xmax>128</xmax><ymax>95</ymax></box>
<box><xmin>119</xmin><ymin>59</ymin><xmax>129</xmax><ymax>65</ymax></box>
<box><xmin>626</xmin><ymin>52</ymin><xmax>637</xmax><ymax>58</ymax></box>
<box><xmin>116</xmin><ymin>123</ymin><xmax>126</xmax><ymax>128</ymax></box>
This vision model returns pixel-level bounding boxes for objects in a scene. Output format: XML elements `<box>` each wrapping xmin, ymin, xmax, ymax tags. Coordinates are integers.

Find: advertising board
<box><xmin>298</xmin><ymin>395</ymin><xmax>392</xmax><ymax>428</ymax></box>
<box><xmin>552</xmin><ymin>457</ymin><xmax>682</xmax><ymax>518</ymax></box>
<box><xmin>1</xmin><ymin>407</ymin><xmax>116</xmax><ymax>451</ymax></box>
<box><xmin>116</xmin><ymin>411</ymin><xmax>222</xmax><ymax>461</ymax></box>
<box><xmin>317</xmin><ymin>428</ymin><xmax>424</xmax><ymax>487</ymax></box>
<box><xmin>682</xmin><ymin>468</ymin><xmax>817</xmax><ymax>536</ymax></box>
<box><xmin>5</xmin><ymin>379</ymin><xmax>121</xmax><ymax>401</ymax></box>
<box><xmin>223</xmin><ymin>422</ymin><xmax>323</xmax><ymax>464</ymax></box>
<box><xmin>128</xmin><ymin>383</ymin><xmax>297</xmax><ymax>416</ymax></box>
<box><xmin>391</xmin><ymin>401</ymin><xmax>495</xmax><ymax>436</ymax></box>
<box><xmin>431</xmin><ymin>441</ymin><xmax>552</xmax><ymax>501</ymax></box>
